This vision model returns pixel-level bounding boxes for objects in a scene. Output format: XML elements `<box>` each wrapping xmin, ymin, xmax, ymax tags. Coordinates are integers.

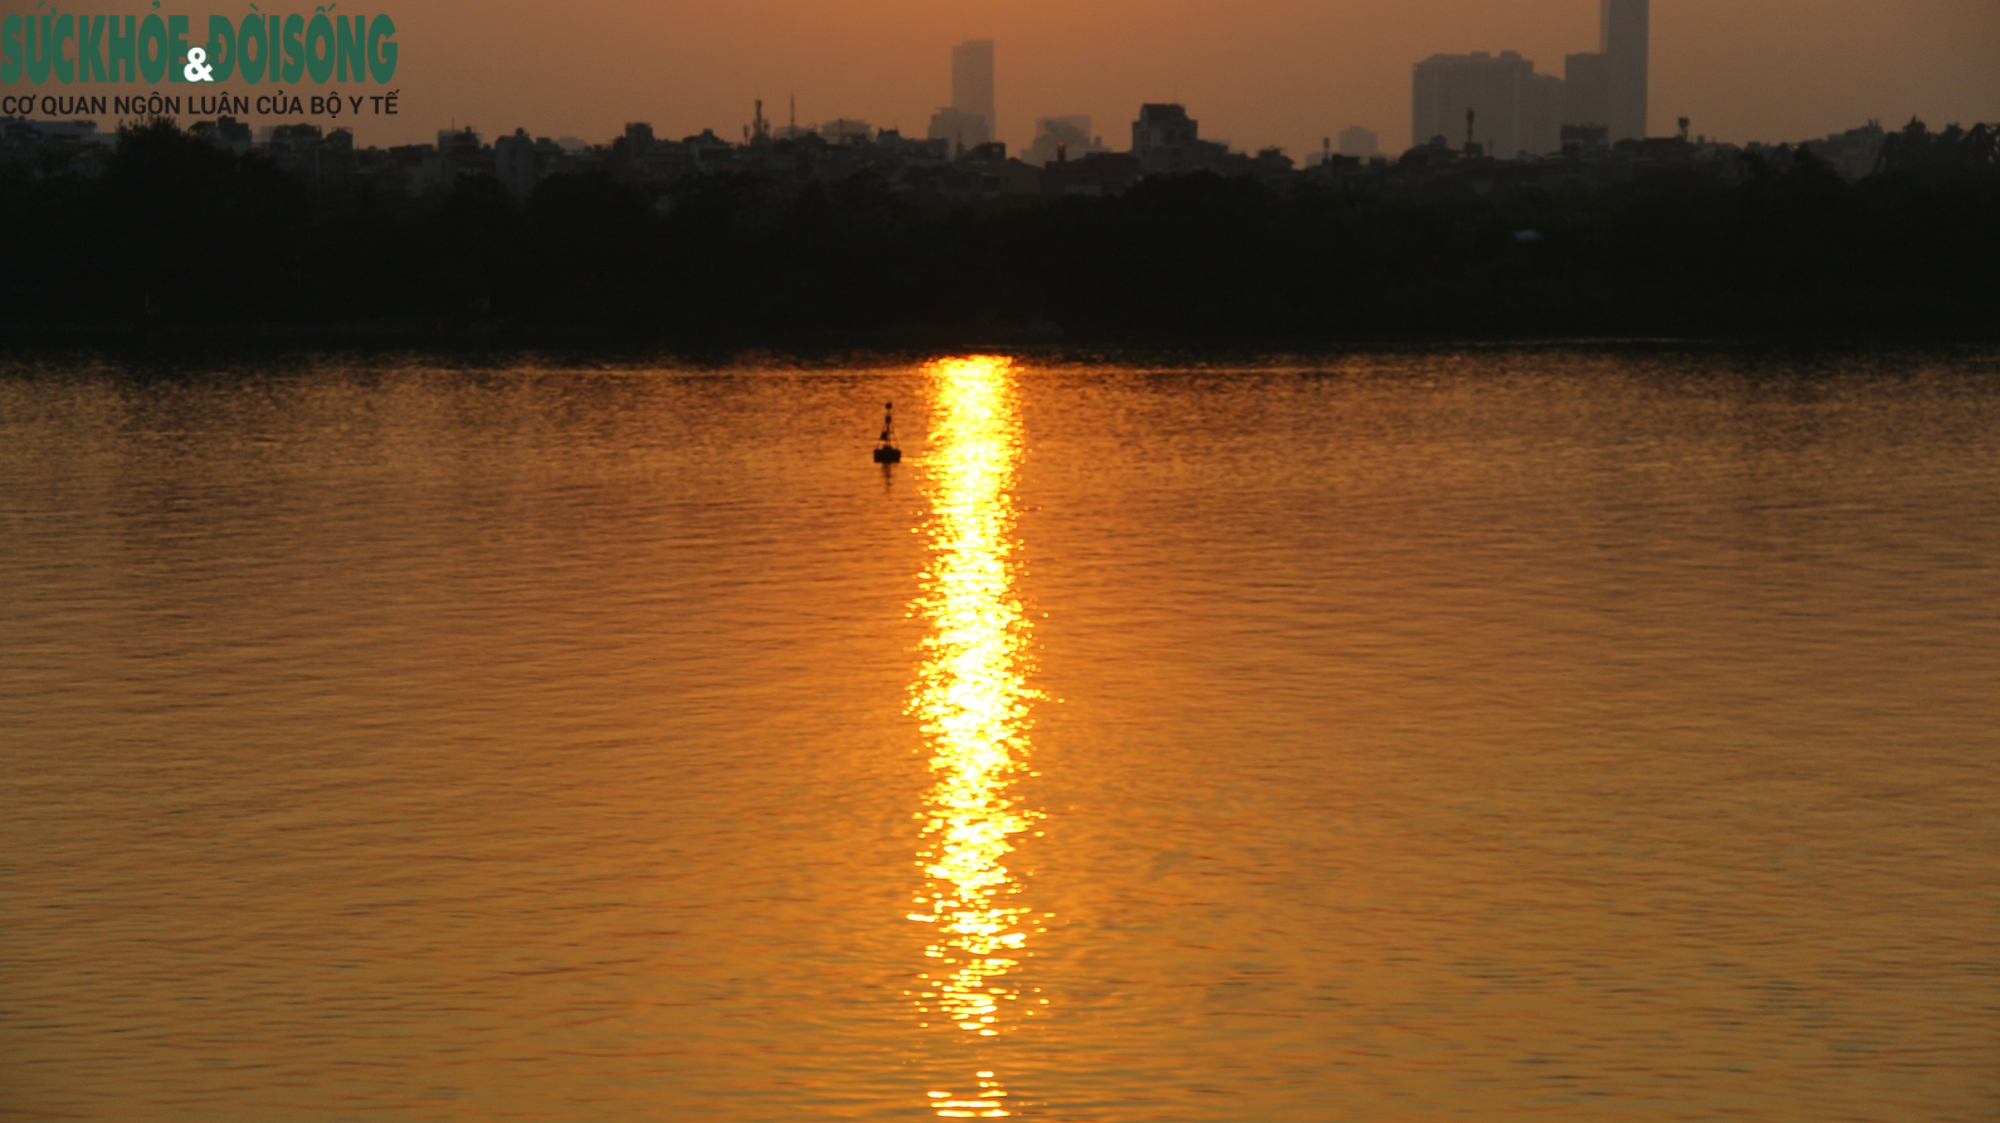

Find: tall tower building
<box><xmin>951</xmin><ymin>40</ymin><xmax>996</xmax><ymax>147</ymax></box>
<box><xmin>1601</xmin><ymin>0</ymin><xmax>1648</xmax><ymax>141</ymax></box>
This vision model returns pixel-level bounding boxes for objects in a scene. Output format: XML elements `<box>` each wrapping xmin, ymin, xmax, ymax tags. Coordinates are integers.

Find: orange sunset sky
<box><xmin>5</xmin><ymin>0</ymin><xmax>1997</xmax><ymax>157</ymax></box>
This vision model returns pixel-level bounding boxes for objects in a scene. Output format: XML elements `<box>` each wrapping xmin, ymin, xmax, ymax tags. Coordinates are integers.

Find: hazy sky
<box><xmin>10</xmin><ymin>0</ymin><xmax>1997</xmax><ymax>153</ymax></box>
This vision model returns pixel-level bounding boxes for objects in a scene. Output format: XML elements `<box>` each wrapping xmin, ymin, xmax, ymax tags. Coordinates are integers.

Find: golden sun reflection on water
<box><xmin>906</xmin><ymin>356</ymin><xmax>1043</xmax><ymax>1119</ymax></box>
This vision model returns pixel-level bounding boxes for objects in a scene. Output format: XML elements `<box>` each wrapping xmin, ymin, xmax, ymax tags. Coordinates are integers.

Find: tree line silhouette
<box><xmin>3</xmin><ymin>117</ymin><xmax>1995</xmax><ymax>343</ymax></box>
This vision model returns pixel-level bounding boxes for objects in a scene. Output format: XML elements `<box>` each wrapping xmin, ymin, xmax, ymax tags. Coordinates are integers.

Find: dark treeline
<box><xmin>5</xmin><ymin>119</ymin><xmax>1997</xmax><ymax>343</ymax></box>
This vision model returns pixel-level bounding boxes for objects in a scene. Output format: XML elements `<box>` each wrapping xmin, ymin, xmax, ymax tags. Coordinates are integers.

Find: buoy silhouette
<box><xmin>873</xmin><ymin>401</ymin><xmax>902</xmax><ymax>464</ymax></box>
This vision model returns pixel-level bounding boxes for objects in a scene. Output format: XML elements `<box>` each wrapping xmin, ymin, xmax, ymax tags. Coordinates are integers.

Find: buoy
<box><xmin>874</xmin><ymin>401</ymin><xmax>902</xmax><ymax>463</ymax></box>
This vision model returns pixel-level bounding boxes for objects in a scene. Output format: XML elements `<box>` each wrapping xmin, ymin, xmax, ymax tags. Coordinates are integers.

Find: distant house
<box><xmin>941</xmin><ymin>142</ymin><xmax>1042</xmax><ymax>199</ymax></box>
<box><xmin>818</xmin><ymin>118</ymin><xmax>873</xmax><ymax>146</ymax></box>
<box><xmin>1132</xmin><ymin>104</ymin><xmax>1198</xmax><ymax>155</ymax></box>
<box><xmin>1130</xmin><ymin>104</ymin><xmax>1229</xmax><ymax>174</ymax></box>
<box><xmin>1022</xmin><ymin>116</ymin><xmax>1105</xmax><ymax>168</ymax></box>
<box><xmin>1338</xmin><ymin>126</ymin><xmax>1379</xmax><ymax>158</ymax></box>
<box><xmin>1040</xmin><ymin>151</ymin><xmax>1140</xmax><ymax>197</ymax></box>
<box><xmin>1804</xmin><ymin>122</ymin><xmax>1887</xmax><ymax>182</ymax></box>
<box><xmin>1562</xmin><ymin>124</ymin><xmax>1610</xmax><ymax>153</ymax></box>
<box><xmin>928</xmin><ymin>107</ymin><xmax>989</xmax><ymax>157</ymax></box>
<box><xmin>495</xmin><ymin>128</ymin><xmax>539</xmax><ymax>198</ymax></box>
<box><xmin>190</xmin><ymin>115</ymin><xmax>253</xmax><ymax>154</ymax></box>
<box><xmin>683</xmin><ymin>129</ymin><xmax>734</xmax><ymax>172</ymax></box>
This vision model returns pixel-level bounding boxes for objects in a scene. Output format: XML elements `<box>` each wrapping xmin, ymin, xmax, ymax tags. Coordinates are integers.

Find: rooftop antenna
<box><xmin>1679</xmin><ymin>116</ymin><xmax>1691</xmax><ymax>142</ymax></box>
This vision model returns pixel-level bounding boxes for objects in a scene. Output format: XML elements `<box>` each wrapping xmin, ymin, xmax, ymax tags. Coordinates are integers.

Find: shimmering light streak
<box><xmin>907</xmin><ymin>356</ymin><xmax>1041</xmax><ymax>1119</ymax></box>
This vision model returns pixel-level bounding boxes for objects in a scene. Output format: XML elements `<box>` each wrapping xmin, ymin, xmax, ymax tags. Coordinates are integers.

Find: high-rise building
<box><xmin>1563</xmin><ymin>51</ymin><xmax>1611</xmax><ymax>129</ymax></box>
<box><xmin>952</xmin><ymin>40</ymin><xmax>995</xmax><ymax>146</ymax></box>
<box><xmin>1601</xmin><ymin>0</ymin><xmax>1648</xmax><ymax>141</ymax></box>
<box><xmin>1529</xmin><ymin>72</ymin><xmax>1565</xmax><ymax>154</ymax></box>
<box><xmin>1411</xmin><ymin>51</ymin><xmax>1561</xmax><ymax>157</ymax></box>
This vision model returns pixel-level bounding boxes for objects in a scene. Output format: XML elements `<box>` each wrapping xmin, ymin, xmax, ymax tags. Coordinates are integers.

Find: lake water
<box><xmin>3</xmin><ymin>349</ymin><xmax>1996</xmax><ymax>1122</ymax></box>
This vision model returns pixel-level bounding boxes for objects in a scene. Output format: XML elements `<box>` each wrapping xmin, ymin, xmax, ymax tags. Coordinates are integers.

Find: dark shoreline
<box><xmin>7</xmin><ymin>120</ymin><xmax>1995</xmax><ymax>359</ymax></box>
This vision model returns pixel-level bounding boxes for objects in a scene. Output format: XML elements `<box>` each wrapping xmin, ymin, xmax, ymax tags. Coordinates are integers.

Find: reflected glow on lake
<box><xmin>909</xmin><ymin>356</ymin><xmax>1040</xmax><ymax>1118</ymax></box>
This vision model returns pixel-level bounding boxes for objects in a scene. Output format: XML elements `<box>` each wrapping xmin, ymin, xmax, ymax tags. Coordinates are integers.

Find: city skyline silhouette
<box><xmin>5</xmin><ymin>0</ymin><xmax>1990</xmax><ymax>159</ymax></box>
